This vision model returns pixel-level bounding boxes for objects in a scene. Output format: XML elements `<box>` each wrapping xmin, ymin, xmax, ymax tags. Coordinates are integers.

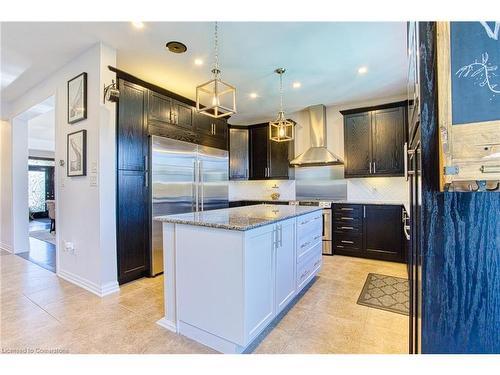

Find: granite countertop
<box><xmin>155</xmin><ymin>204</ymin><xmax>322</xmax><ymax>231</ymax></box>
<box><xmin>332</xmin><ymin>200</ymin><xmax>406</xmax><ymax>206</ymax></box>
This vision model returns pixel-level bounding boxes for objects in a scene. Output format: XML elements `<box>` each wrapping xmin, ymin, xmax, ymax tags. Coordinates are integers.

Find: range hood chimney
<box><xmin>290</xmin><ymin>104</ymin><xmax>344</xmax><ymax>167</ymax></box>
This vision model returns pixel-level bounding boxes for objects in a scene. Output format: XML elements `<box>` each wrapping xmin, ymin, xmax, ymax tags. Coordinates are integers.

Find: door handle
<box><xmin>199</xmin><ymin>160</ymin><xmax>204</xmax><ymax>211</ymax></box>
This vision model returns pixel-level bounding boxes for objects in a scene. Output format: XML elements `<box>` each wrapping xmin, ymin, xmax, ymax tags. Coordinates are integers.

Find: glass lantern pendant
<box><xmin>196</xmin><ymin>22</ymin><xmax>236</xmax><ymax>118</ymax></box>
<box><xmin>269</xmin><ymin>68</ymin><xmax>294</xmax><ymax>142</ymax></box>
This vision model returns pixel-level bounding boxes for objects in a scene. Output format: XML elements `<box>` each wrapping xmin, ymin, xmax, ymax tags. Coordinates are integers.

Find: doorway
<box><xmin>12</xmin><ymin>96</ymin><xmax>57</xmax><ymax>273</ymax></box>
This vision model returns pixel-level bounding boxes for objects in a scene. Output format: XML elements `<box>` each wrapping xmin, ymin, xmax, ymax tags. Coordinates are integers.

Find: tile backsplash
<box><xmin>229</xmin><ymin>176</ymin><xmax>408</xmax><ymax>206</ymax></box>
<box><xmin>347</xmin><ymin>177</ymin><xmax>408</xmax><ymax>205</ymax></box>
<box><xmin>228</xmin><ymin>180</ymin><xmax>296</xmax><ymax>201</ymax></box>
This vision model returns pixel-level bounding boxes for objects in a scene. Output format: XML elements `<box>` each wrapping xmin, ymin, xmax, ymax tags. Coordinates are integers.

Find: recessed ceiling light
<box><xmin>194</xmin><ymin>59</ymin><xmax>204</xmax><ymax>66</ymax></box>
<box><xmin>131</xmin><ymin>21</ymin><xmax>144</xmax><ymax>29</ymax></box>
<box><xmin>249</xmin><ymin>92</ymin><xmax>258</xmax><ymax>99</ymax></box>
<box><xmin>166</xmin><ymin>41</ymin><xmax>188</xmax><ymax>54</ymax></box>
<box><xmin>358</xmin><ymin>66</ymin><xmax>368</xmax><ymax>74</ymax></box>
<box><xmin>292</xmin><ymin>82</ymin><xmax>301</xmax><ymax>89</ymax></box>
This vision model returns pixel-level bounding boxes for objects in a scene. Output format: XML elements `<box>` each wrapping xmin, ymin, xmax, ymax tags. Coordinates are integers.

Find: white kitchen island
<box><xmin>155</xmin><ymin>204</ymin><xmax>323</xmax><ymax>354</ymax></box>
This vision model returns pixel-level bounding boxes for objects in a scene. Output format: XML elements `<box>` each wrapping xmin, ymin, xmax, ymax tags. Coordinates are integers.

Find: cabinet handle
<box><xmin>144</xmin><ymin>155</ymin><xmax>148</xmax><ymax>171</ymax></box>
<box><xmin>313</xmin><ymin>235</ymin><xmax>321</xmax><ymax>241</ymax></box>
<box><xmin>341</xmin><ymin>226</ymin><xmax>353</xmax><ymax>230</ymax></box>
<box><xmin>404</xmin><ymin>142</ymin><xmax>408</xmax><ymax>181</ymax></box>
<box><xmin>301</xmin><ymin>241</ymin><xmax>311</xmax><ymax>249</ymax></box>
<box><xmin>144</xmin><ymin>171</ymin><xmax>149</xmax><ymax>188</ymax></box>
<box><xmin>340</xmin><ymin>208</ymin><xmax>353</xmax><ymax>211</ymax></box>
<box><xmin>300</xmin><ymin>219</ymin><xmax>311</xmax><ymax>225</ymax></box>
<box><xmin>337</xmin><ymin>245</ymin><xmax>344</xmax><ymax>248</ymax></box>
<box><xmin>340</xmin><ymin>217</ymin><xmax>354</xmax><ymax>221</ymax></box>
<box><xmin>363</xmin><ymin>206</ymin><xmax>366</xmax><ymax>218</ymax></box>
<box><xmin>373</xmin><ymin>161</ymin><xmax>376</xmax><ymax>173</ymax></box>
<box><xmin>369</xmin><ymin>161</ymin><xmax>372</xmax><ymax>174</ymax></box>
<box><xmin>313</xmin><ymin>259</ymin><xmax>321</xmax><ymax>268</ymax></box>
<box><xmin>341</xmin><ymin>240</ymin><xmax>354</xmax><ymax>244</ymax></box>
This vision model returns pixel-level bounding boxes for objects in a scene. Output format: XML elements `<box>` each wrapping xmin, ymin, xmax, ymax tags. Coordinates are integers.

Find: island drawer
<box><xmin>296</xmin><ymin>211</ymin><xmax>323</xmax><ymax>238</ymax></box>
<box><xmin>297</xmin><ymin>237</ymin><xmax>322</xmax><ymax>263</ymax></box>
<box><xmin>297</xmin><ymin>243</ymin><xmax>322</xmax><ymax>291</ymax></box>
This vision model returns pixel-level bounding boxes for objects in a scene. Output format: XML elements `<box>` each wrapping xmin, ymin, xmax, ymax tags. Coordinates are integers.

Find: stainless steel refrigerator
<box><xmin>150</xmin><ymin>136</ymin><xmax>229</xmax><ymax>276</ymax></box>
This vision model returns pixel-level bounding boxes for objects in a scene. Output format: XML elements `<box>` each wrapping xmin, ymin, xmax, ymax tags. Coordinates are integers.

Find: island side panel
<box><xmin>157</xmin><ymin>222</ymin><xmax>178</xmax><ymax>332</ymax></box>
<box><xmin>175</xmin><ymin>224</ymin><xmax>246</xmax><ymax>346</ymax></box>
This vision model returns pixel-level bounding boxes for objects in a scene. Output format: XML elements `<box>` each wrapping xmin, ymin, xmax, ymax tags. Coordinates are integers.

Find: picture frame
<box><xmin>436</xmin><ymin>22</ymin><xmax>500</xmax><ymax>192</ymax></box>
<box><xmin>67</xmin><ymin>72</ymin><xmax>87</xmax><ymax>124</ymax></box>
<box><xmin>67</xmin><ymin>130</ymin><xmax>87</xmax><ymax>177</ymax></box>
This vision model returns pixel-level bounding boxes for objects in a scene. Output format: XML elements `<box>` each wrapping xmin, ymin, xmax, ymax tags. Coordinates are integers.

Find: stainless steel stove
<box><xmin>289</xmin><ymin>200</ymin><xmax>333</xmax><ymax>255</ymax></box>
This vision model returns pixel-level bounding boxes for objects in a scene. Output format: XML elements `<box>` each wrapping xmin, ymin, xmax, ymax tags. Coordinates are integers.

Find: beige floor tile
<box><xmin>1</xmin><ymin>251</ymin><xmax>408</xmax><ymax>355</ymax></box>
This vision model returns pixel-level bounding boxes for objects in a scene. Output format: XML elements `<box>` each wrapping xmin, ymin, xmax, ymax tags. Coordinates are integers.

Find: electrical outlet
<box><xmin>64</xmin><ymin>241</ymin><xmax>75</xmax><ymax>254</ymax></box>
<box><xmin>90</xmin><ymin>176</ymin><xmax>98</xmax><ymax>187</ymax></box>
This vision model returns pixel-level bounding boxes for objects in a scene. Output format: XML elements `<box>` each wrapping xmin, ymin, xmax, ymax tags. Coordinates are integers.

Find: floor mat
<box><xmin>357</xmin><ymin>273</ymin><xmax>409</xmax><ymax>316</ymax></box>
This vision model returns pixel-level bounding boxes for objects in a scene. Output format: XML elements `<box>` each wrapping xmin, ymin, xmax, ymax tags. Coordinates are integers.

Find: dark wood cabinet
<box><xmin>364</xmin><ymin>205</ymin><xmax>403</xmax><ymax>261</ymax></box>
<box><xmin>248</xmin><ymin>124</ymin><xmax>293</xmax><ymax>180</ymax></box>
<box><xmin>171</xmin><ymin>99</ymin><xmax>193</xmax><ymax>130</ymax></box>
<box><xmin>342</xmin><ymin>102</ymin><xmax>406</xmax><ymax>178</ymax></box>
<box><xmin>117</xmin><ymin>170</ymin><xmax>149</xmax><ymax>284</ymax></box>
<box><xmin>333</xmin><ymin>203</ymin><xmax>404</xmax><ymax>262</ymax></box>
<box><xmin>148</xmin><ymin>91</ymin><xmax>172</xmax><ymax>124</ymax></box>
<box><xmin>229</xmin><ymin>128</ymin><xmax>249</xmax><ymax>180</ymax></box>
<box><xmin>344</xmin><ymin>113</ymin><xmax>371</xmax><ymax>176</ymax></box>
<box><xmin>249</xmin><ymin>125</ymin><xmax>269</xmax><ymax>179</ymax></box>
<box><xmin>117</xmin><ymin>80</ymin><xmax>148</xmax><ymax>171</ymax></box>
<box><xmin>371</xmin><ymin>107</ymin><xmax>405</xmax><ymax>175</ymax></box>
<box><xmin>117</xmin><ymin>79</ymin><xmax>150</xmax><ymax>284</ymax></box>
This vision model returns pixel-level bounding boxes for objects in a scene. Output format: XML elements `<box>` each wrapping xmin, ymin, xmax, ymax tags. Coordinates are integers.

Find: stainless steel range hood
<box><xmin>290</xmin><ymin>104</ymin><xmax>344</xmax><ymax>167</ymax></box>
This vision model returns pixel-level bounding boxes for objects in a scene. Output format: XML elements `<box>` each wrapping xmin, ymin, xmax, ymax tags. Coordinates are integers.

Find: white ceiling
<box><xmin>1</xmin><ymin>22</ymin><xmax>407</xmax><ymax>124</ymax></box>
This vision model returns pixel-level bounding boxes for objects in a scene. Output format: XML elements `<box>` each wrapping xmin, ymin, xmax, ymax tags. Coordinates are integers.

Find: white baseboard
<box><xmin>0</xmin><ymin>242</ymin><xmax>13</xmax><ymax>253</ymax></box>
<box><xmin>57</xmin><ymin>269</ymin><xmax>120</xmax><ymax>297</ymax></box>
<box><xmin>156</xmin><ymin>317</ymin><xmax>178</xmax><ymax>333</ymax></box>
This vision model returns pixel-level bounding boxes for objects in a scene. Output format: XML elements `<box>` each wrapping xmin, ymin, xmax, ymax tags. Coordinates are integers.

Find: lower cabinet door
<box><xmin>117</xmin><ymin>170</ymin><xmax>149</xmax><ymax>284</ymax></box>
<box><xmin>364</xmin><ymin>205</ymin><xmax>403</xmax><ymax>262</ymax></box>
<box><xmin>275</xmin><ymin>219</ymin><xmax>296</xmax><ymax>314</ymax></box>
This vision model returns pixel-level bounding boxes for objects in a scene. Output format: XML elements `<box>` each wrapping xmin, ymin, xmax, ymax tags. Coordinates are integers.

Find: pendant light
<box><xmin>196</xmin><ymin>22</ymin><xmax>236</xmax><ymax>118</ymax></box>
<box><xmin>269</xmin><ymin>68</ymin><xmax>294</xmax><ymax>142</ymax></box>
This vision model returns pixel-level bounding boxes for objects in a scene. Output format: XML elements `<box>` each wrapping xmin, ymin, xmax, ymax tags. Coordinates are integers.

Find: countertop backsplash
<box><xmin>347</xmin><ymin>177</ymin><xmax>409</xmax><ymax>207</ymax></box>
<box><xmin>228</xmin><ymin>180</ymin><xmax>296</xmax><ymax>201</ymax></box>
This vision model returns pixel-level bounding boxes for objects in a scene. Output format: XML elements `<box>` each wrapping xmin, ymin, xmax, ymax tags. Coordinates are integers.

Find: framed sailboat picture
<box><xmin>67</xmin><ymin>72</ymin><xmax>87</xmax><ymax>124</ymax></box>
<box><xmin>67</xmin><ymin>130</ymin><xmax>87</xmax><ymax>177</ymax></box>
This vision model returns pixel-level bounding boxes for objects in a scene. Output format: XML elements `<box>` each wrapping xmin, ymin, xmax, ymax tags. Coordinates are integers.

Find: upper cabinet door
<box><xmin>269</xmin><ymin>138</ymin><xmax>292</xmax><ymax>179</ymax></box>
<box><xmin>148</xmin><ymin>91</ymin><xmax>172</xmax><ymax>124</ymax></box>
<box><xmin>212</xmin><ymin>118</ymin><xmax>228</xmax><ymax>140</ymax></box>
<box><xmin>194</xmin><ymin>111</ymin><xmax>214</xmax><ymax>136</ymax></box>
<box><xmin>171</xmin><ymin>100</ymin><xmax>193</xmax><ymax>130</ymax></box>
<box><xmin>249</xmin><ymin>126</ymin><xmax>269</xmax><ymax>179</ymax></box>
<box><xmin>229</xmin><ymin>128</ymin><xmax>249</xmax><ymax>180</ymax></box>
<box><xmin>371</xmin><ymin>107</ymin><xmax>405</xmax><ymax>176</ymax></box>
<box><xmin>117</xmin><ymin>80</ymin><xmax>148</xmax><ymax>171</ymax></box>
<box><xmin>344</xmin><ymin>112</ymin><xmax>371</xmax><ymax>177</ymax></box>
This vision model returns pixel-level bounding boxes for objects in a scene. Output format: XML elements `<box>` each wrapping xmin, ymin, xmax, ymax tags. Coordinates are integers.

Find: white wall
<box><xmin>3</xmin><ymin>42</ymin><xmax>118</xmax><ymax>296</ymax></box>
<box><xmin>0</xmin><ymin>121</ymin><xmax>13</xmax><ymax>252</ymax></box>
<box><xmin>28</xmin><ymin>109</ymin><xmax>55</xmax><ymax>152</ymax></box>
<box><xmin>29</xmin><ymin>149</ymin><xmax>55</xmax><ymax>159</ymax></box>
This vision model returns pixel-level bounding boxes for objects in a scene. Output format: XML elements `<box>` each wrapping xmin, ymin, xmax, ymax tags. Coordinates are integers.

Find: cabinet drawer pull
<box><xmin>300</xmin><ymin>270</ymin><xmax>309</xmax><ymax>280</ymax></box>
<box><xmin>300</xmin><ymin>219</ymin><xmax>311</xmax><ymax>225</ymax></box>
<box><xmin>337</xmin><ymin>245</ymin><xmax>344</xmax><ymax>248</ymax></box>
<box><xmin>313</xmin><ymin>259</ymin><xmax>321</xmax><ymax>268</ymax></box>
<box><xmin>313</xmin><ymin>235</ymin><xmax>321</xmax><ymax>241</ymax></box>
<box><xmin>300</xmin><ymin>241</ymin><xmax>311</xmax><ymax>249</ymax></box>
<box><xmin>340</xmin><ymin>208</ymin><xmax>353</xmax><ymax>211</ymax></box>
<box><xmin>340</xmin><ymin>217</ymin><xmax>354</xmax><ymax>220</ymax></box>
<box><xmin>341</xmin><ymin>240</ymin><xmax>354</xmax><ymax>244</ymax></box>
<box><xmin>341</xmin><ymin>226</ymin><xmax>353</xmax><ymax>230</ymax></box>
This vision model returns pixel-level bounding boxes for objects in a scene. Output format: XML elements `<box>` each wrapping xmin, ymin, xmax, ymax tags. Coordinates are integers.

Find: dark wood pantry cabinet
<box><xmin>342</xmin><ymin>102</ymin><xmax>406</xmax><ymax>178</ymax></box>
<box><xmin>116</xmin><ymin>79</ymin><xmax>150</xmax><ymax>284</ymax></box>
